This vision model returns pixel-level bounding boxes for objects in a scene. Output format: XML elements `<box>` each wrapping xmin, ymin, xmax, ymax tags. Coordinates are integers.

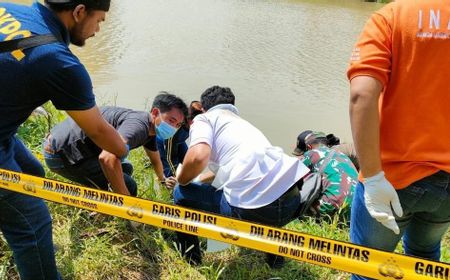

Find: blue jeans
<box><xmin>0</xmin><ymin>136</ymin><xmax>60</xmax><ymax>280</ymax></box>
<box><xmin>43</xmin><ymin>141</ymin><xmax>137</xmax><ymax>196</ymax></box>
<box><xmin>350</xmin><ymin>171</ymin><xmax>450</xmax><ymax>280</ymax></box>
<box><xmin>173</xmin><ymin>182</ymin><xmax>301</xmax><ymax>262</ymax></box>
<box><xmin>173</xmin><ymin>182</ymin><xmax>232</xmax><ymax>215</ymax></box>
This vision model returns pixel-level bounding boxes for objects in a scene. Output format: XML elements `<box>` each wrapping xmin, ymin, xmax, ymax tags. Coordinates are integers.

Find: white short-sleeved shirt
<box><xmin>189</xmin><ymin>104</ymin><xmax>309</xmax><ymax>209</ymax></box>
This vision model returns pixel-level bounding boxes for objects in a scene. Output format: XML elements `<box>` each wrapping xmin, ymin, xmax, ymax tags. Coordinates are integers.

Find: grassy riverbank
<box><xmin>1</xmin><ymin>103</ymin><xmax>449</xmax><ymax>280</ymax></box>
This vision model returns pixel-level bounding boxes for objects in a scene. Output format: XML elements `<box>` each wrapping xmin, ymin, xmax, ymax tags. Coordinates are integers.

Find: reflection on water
<box><xmin>8</xmin><ymin>0</ymin><xmax>383</xmax><ymax>151</ymax></box>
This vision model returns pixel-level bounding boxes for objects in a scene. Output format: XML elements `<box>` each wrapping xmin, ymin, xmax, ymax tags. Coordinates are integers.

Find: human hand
<box><xmin>164</xmin><ymin>176</ymin><xmax>177</xmax><ymax>189</ymax></box>
<box><xmin>363</xmin><ymin>171</ymin><xmax>403</xmax><ymax>234</ymax></box>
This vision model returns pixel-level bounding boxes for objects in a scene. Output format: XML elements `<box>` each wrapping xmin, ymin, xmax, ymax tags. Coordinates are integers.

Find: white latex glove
<box><xmin>363</xmin><ymin>171</ymin><xmax>403</xmax><ymax>234</ymax></box>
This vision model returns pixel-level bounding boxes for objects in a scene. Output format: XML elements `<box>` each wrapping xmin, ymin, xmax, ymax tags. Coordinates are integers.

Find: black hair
<box><xmin>152</xmin><ymin>92</ymin><xmax>188</xmax><ymax>119</ymax></box>
<box><xmin>45</xmin><ymin>0</ymin><xmax>110</xmax><ymax>12</ymax></box>
<box><xmin>326</xmin><ymin>134</ymin><xmax>340</xmax><ymax>147</ymax></box>
<box><xmin>200</xmin><ymin>86</ymin><xmax>235</xmax><ymax>111</ymax></box>
<box><xmin>188</xmin><ymin>101</ymin><xmax>203</xmax><ymax>121</ymax></box>
<box><xmin>324</xmin><ymin>133</ymin><xmax>360</xmax><ymax>170</ymax></box>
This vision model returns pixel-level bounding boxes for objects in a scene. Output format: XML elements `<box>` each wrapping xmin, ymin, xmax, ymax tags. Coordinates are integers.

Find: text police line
<box><xmin>0</xmin><ymin>168</ymin><xmax>448</xmax><ymax>280</ymax></box>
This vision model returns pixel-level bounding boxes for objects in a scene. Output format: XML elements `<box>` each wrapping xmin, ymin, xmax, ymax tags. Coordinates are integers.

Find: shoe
<box><xmin>184</xmin><ymin>245</ymin><xmax>202</xmax><ymax>266</ymax></box>
<box><xmin>266</xmin><ymin>253</ymin><xmax>285</xmax><ymax>269</ymax></box>
<box><xmin>177</xmin><ymin>232</ymin><xmax>202</xmax><ymax>265</ymax></box>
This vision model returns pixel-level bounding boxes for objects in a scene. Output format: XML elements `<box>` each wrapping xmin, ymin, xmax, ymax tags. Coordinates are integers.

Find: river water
<box><xmin>12</xmin><ymin>0</ymin><xmax>384</xmax><ymax>152</ymax></box>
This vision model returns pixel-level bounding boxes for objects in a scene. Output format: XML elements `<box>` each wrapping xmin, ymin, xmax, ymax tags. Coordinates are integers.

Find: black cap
<box><xmin>293</xmin><ymin>130</ymin><xmax>312</xmax><ymax>156</ymax></box>
<box><xmin>293</xmin><ymin>130</ymin><xmax>328</xmax><ymax>156</ymax></box>
<box><xmin>45</xmin><ymin>0</ymin><xmax>111</xmax><ymax>11</ymax></box>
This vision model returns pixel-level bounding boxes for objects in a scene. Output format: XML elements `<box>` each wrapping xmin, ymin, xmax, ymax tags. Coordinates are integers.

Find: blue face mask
<box><xmin>156</xmin><ymin>119</ymin><xmax>177</xmax><ymax>140</ymax></box>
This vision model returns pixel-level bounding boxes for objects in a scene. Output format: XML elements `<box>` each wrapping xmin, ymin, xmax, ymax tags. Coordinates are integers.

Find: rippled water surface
<box><xmin>11</xmin><ymin>0</ymin><xmax>384</xmax><ymax>151</ymax></box>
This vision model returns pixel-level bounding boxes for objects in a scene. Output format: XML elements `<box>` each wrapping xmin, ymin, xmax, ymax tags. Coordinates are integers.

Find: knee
<box><xmin>173</xmin><ymin>185</ymin><xmax>182</xmax><ymax>205</ymax></box>
<box><xmin>31</xmin><ymin>163</ymin><xmax>46</xmax><ymax>178</ymax></box>
<box><xmin>22</xmin><ymin>158</ymin><xmax>45</xmax><ymax>177</ymax></box>
<box><xmin>173</xmin><ymin>185</ymin><xmax>188</xmax><ymax>205</ymax></box>
<box><xmin>10</xmin><ymin>198</ymin><xmax>53</xmax><ymax>245</ymax></box>
<box><xmin>122</xmin><ymin>160</ymin><xmax>133</xmax><ymax>176</ymax></box>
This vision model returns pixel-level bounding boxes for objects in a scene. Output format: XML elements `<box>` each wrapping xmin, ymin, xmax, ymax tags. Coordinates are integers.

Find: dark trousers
<box><xmin>350</xmin><ymin>171</ymin><xmax>450</xmax><ymax>280</ymax></box>
<box><xmin>173</xmin><ymin>182</ymin><xmax>301</xmax><ymax>263</ymax></box>
<box><xmin>0</xmin><ymin>136</ymin><xmax>60</xmax><ymax>280</ymax></box>
<box><xmin>43</xmin><ymin>135</ymin><xmax>137</xmax><ymax>196</ymax></box>
<box><xmin>44</xmin><ymin>153</ymin><xmax>137</xmax><ymax>197</ymax></box>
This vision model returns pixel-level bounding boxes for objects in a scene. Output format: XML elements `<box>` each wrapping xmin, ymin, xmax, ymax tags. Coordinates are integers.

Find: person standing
<box><xmin>0</xmin><ymin>1</ymin><xmax>128</xmax><ymax>279</ymax></box>
<box><xmin>348</xmin><ymin>0</ymin><xmax>450</xmax><ymax>279</ymax></box>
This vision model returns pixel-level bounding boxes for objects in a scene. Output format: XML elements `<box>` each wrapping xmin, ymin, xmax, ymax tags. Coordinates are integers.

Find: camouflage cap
<box><xmin>305</xmin><ymin>131</ymin><xmax>327</xmax><ymax>145</ymax></box>
<box><xmin>293</xmin><ymin>130</ymin><xmax>327</xmax><ymax>156</ymax></box>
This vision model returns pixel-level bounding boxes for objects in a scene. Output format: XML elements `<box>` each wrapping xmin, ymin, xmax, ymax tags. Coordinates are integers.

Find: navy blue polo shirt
<box><xmin>157</xmin><ymin>127</ymin><xmax>189</xmax><ymax>177</ymax></box>
<box><xmin>0</xmin><ymin>2</ymin><xmax>96</xmax><ymax>142</ymax></box>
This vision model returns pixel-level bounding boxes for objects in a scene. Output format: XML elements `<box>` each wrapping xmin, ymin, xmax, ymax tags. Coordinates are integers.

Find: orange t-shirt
<box><xmin>347</xmin><ymin>0</ymin><xmax>450</xmax><ymax>189</ymax></box>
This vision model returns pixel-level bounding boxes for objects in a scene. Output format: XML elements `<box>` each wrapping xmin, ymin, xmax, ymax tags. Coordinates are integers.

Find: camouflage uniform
<box><xmin>302</xmin><ymin>145</ymin><xmax>358</xmax><ymax>217</ymax></box>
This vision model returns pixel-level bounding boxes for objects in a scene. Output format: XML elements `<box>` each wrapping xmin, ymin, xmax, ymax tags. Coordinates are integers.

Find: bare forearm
<box><xmin>178</xmin><ymin>161</ymin><xmax>204</xmax><ymax>185</ymax></box>
<box><xmin>99</xmin><ymin>153</ymin><xmax>130</xmax><ymax>196</ymax></box>
<box><xmin>145</xmin><ymin>149</ymin><xmax>165</xmax><ymax>181</ymax></box>
<box><xmin>90</xmin><ymin>124</ymin><xmax>127</xmax><ymax>158</ymax></box>
<box><xmin>178</xmin><ymin>144</ymin><xmax>210</xmax><ymax>185</ymax></box>
<box><xmin>151</xmin><ymin>159</ymin><xmax>165</xmax><ymax>181</ymax></box>
<box><xmin>349</xmin><ymin>76</ymin><xmax>383</xmax><ymax>178</ymax></box>
<box><xmin>198</xmin><ymin>170</ymin><xmax>215</xmax><ymax>183</ymax></box>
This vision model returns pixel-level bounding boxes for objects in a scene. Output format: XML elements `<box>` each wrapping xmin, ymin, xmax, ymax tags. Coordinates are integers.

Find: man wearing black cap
<box><xmin>293</xmin><ymin>130</ymin><xmax>358</xmax><ymax>218</ymax></box>
<box><xmin>0</xmin><ymin>1</ymin><xmax>123</xmax><ymax>279</ymax></box>
<box><xmin>292</xmin><ymin>130</ymin><xmax>313</xmax><ymax>157</ymax></box>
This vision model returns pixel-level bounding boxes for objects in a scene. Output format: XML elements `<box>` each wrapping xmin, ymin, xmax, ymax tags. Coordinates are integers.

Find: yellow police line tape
<box><xmin>0</xmin><ymin>168</ymin><xmax>448</xmax><ymax>280</ymax></box>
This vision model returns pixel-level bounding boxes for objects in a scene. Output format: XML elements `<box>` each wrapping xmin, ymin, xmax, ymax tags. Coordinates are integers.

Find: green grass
<box><xmin>0</xmin><ymin>102</ymin><xmax>448</xmax><ymax>279</ymax></box>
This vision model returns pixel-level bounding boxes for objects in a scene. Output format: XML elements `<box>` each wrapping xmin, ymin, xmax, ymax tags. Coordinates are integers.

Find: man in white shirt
<box><xmin>174</xmin><ymin>86</ymin><xmax>309</xmax><ymax>268</ymax></box>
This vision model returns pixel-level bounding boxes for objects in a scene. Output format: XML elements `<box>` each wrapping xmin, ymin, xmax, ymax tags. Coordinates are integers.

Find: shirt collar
<box><xmin>208</xmin><ymin>104</ymin><xmax>240</xmax><ymax>115</ymax></box>
<box><xmin>33</xmin><ymin>1</ymin><xmax>70</xmax><ymax>45</ymax></box>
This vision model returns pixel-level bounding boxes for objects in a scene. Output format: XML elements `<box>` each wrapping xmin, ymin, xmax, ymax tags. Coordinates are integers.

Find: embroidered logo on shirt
<box><xmin>417</xmin><ymin>9</ymin><xmax>450</xmax><ymax>39</ymax></box>
<box><xmin>0</xmin><ymin>7</ymin><xmax>32</xmax><ymax>61</ymax></box>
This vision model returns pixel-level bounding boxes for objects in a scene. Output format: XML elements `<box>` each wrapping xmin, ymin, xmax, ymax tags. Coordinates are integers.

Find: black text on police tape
<box><xmin>43</xmin><ymin>180</ymin><xmax>124</xmax><ymax>206</ymax></box>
